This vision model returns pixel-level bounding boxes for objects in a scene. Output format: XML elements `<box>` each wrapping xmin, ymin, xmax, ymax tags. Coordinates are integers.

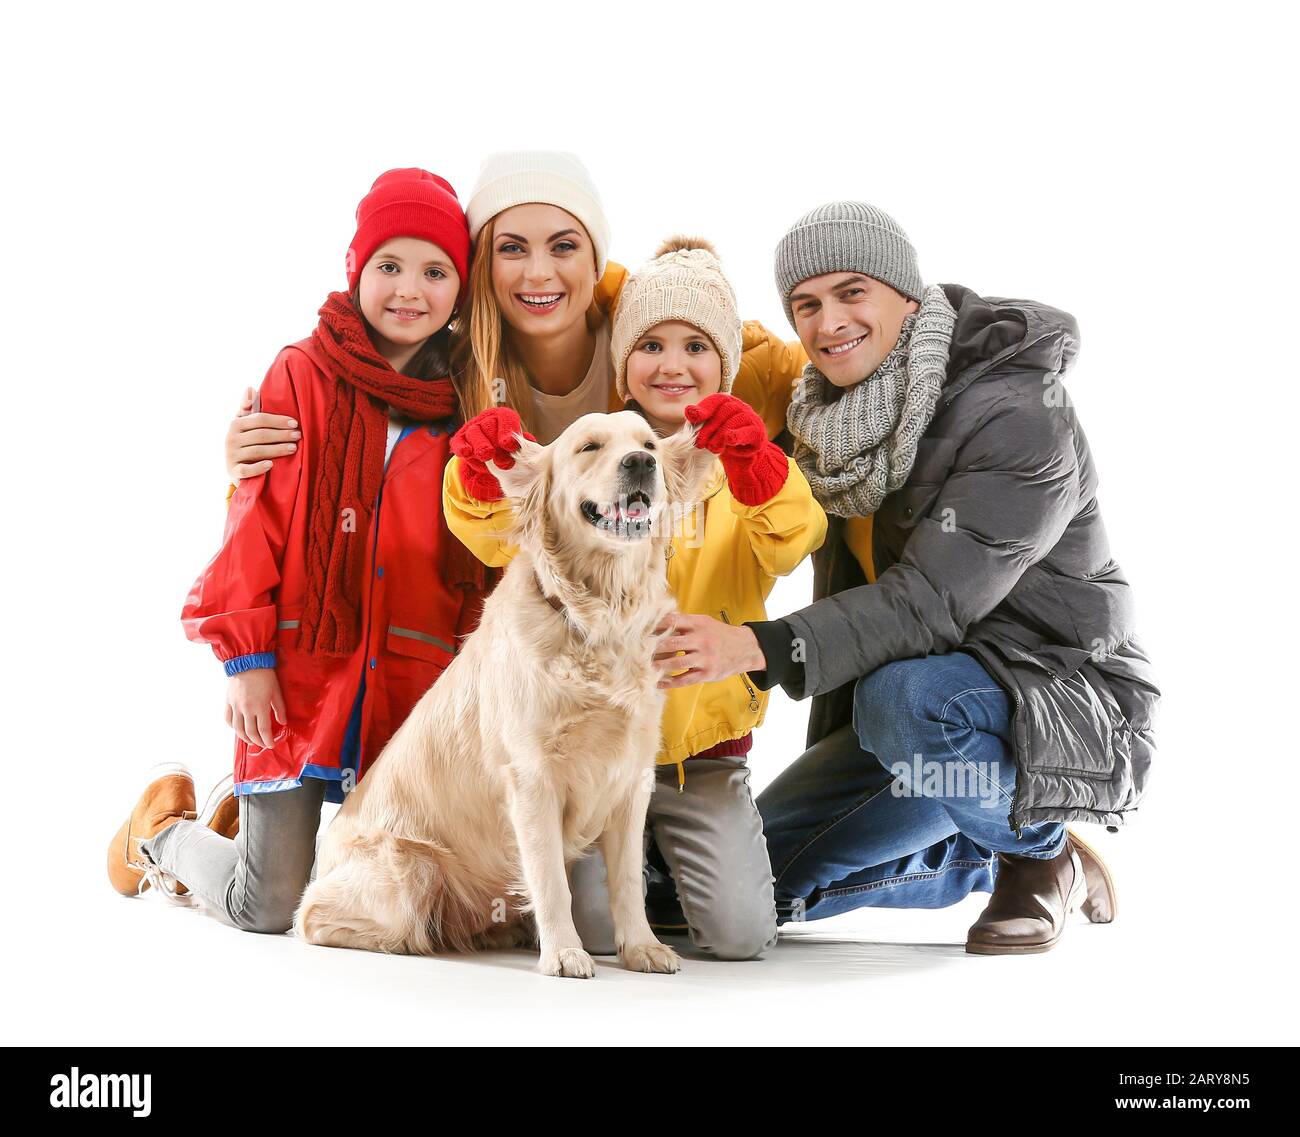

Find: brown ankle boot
<box><xmin>106</xmin><ymin>764</ymin><xmax>198</xmax><ymax>898</ymax></box>
<box><xmin>967</xmin><ymin>842</ymin><xmax>1081</xmax><ymax>955</ymax></box>
<box><xmin>1067</xmin><ymin>830</ymin><xmax>1118</xmax><ymax>924</ymax></box>
<box><xmin>966</xmin><ymin>829</ymin><xmax>1118</xmax><ymax>954</ymax></box>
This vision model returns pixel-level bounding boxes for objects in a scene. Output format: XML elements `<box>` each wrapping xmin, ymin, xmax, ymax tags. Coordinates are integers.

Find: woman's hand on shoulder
<box><xmin>226</xmin><ymin>386</ymin><xmax>301</xmax><ymax>482</ymax></box>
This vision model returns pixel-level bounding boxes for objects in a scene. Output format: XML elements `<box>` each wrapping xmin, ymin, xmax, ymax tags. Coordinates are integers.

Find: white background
<box><xmin>3</xmin><ymin>0</ymin><xmax>1296</xmax><ymax>1046</ymax></box>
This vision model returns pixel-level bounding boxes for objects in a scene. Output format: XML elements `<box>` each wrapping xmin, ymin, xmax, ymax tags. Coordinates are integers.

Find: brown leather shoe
<box><xmin>965</xmin><ymin>829</ymin><xmax>1118</xmax><ymax>954</ymax></box>
<box><xmin>1068</xmin><ymin>829</ymin><xmax>1118</xmax><ymax>924</ymax></box>
<box><xmin>197</xmin><ymin>773</ymin><xmax>239</xmax><ymax>841</ymax></box>
<box><xmin>106</xmin><ymin>763</ymin><xmax>197</xmax><ymax>898</ymax></box>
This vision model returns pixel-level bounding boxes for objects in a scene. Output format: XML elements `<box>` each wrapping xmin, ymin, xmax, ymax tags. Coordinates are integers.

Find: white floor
<box><xmin>13</xmin><ymin>563</ymin><xmax>1298</xmax><ymax>1048</ymax></box>
<box><xmin>13</xmin><ymin>826</ymin><xmax>1290</xmax><ymax>1047</ymax></box>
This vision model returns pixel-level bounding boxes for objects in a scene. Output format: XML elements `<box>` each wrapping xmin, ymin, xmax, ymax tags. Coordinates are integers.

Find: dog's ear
<box><xmin>490</xmin><ymin>435</ymin><xmax>552</xmax><ymax>553</ymax></box>
<box><xmin>658</xmin><ymin>421</ymin><xmax>718</xmax><ymax>508</ymax></box>
<box><xmin>489</xmin><ymin>434</ymin><xmax>547</xmax><ymax>502</ymax></box>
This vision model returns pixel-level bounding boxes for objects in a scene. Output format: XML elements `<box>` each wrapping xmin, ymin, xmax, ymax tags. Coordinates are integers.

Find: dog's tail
<box><xmin>294</xmin><ymin>829</ymin><xmax>497</xmax><ymax>955</ymax></box>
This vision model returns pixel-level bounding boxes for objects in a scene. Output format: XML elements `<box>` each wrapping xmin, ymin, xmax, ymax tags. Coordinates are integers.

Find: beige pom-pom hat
<box><xmin>611</xmin><ymin>236</ymin><xmax>743</xmax><ymax>401</ymax></box>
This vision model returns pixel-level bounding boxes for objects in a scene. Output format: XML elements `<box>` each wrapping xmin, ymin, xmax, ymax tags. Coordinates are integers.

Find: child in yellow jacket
<box><xmin>444</xmin><ymin>237</ymin><xmax>827</xmax><ymax>959</ymax></box>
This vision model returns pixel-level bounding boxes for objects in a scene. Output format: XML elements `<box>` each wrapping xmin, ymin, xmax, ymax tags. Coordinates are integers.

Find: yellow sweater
<box><xmin>443</xmin><ymin>454</ymin><xmax>827</xmax><ymax>773</ymax></box>
<box><xmin>843</xmin><ymin>515</ymin><xmax>877</xmax><ymax>582</ymax></box>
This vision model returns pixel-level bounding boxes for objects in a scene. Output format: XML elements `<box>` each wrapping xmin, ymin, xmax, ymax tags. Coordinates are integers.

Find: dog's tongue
<box><xmin>601</xmin><ymin>498</ymin><xmax>650</xmax><ymax>521</ymax></box>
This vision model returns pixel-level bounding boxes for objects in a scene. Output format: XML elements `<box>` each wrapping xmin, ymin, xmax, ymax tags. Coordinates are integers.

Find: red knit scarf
<box><xmin>300</xmin><ymin>291</ymin><xmax>487</xmax><ymax>657</ymax></box>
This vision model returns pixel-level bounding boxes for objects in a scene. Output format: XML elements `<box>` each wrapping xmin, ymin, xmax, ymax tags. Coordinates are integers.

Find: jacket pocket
<box><xmin>1028</xmin><ymin>667</ymin><xmax>1117</xmax><ymax>779</ymax></box>
<box><xmin>993</xmin><ymin>645</ymin><xmax>1117</xmax><ymax>779</ymax></box>
<box><xmin>385</xmin><ymin>624</ymin><xmax>457</xmax><ymax>669</ymax></box>
<box><xmin>719</xmin><ymin>609</ymin><xmax>762</xmax><ymax>716</ymax></box>
<box><xmin>273</xmin><ymin>607</ymin><xmax>323</xmax><ymax>670</ymax></box>
<box><xmin>269</xmin><ymin>607</ymin><xmax>332</xmax><ymax>756</ymax></box>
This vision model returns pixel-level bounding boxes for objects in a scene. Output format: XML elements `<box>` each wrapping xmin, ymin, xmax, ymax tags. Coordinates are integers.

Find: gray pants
<box><xmin>139</xmin><ymin>779</ymin><xmax>326</xmax><ymax>934</ymax></box>
<box><xmin>569</xmin><ymin>757</ymin><xmax>777</xmax><ymax>960</ymax></box>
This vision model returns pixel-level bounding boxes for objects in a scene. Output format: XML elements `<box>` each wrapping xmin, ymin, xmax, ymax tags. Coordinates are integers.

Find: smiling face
<box><xmin>491</xmin><ymin>410</ymin><xmax>717</xmax><ymax>558</ymax></box>
<box><xmin>355</xmin><ymin>237</ymin><xmax>460</xmax><ymax>366</ymax></box>
<box><xmin>489</xmin><ymin>203</ymin><xmax>599</xmax><ymax>340</ymax></box>
<box><xmin>624</xmin><ymin>321</ymin><xmax>724</xmax><ymax>435</ymax></box>
<box><xmin>788</xmin><ymin>272</ymin><xmax>919</xmax><ymax>387</ymax></box>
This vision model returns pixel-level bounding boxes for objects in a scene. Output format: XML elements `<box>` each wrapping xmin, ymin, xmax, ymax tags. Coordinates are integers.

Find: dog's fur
<box><xmin>294</xmin><ymin>411</ymin><xmax>716</xmax><ymax>977</ymax></box>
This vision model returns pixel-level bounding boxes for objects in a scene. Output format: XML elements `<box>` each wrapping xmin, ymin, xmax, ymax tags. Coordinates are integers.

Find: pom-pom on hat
<box><xmin>346</xmin><ymin>168</ymin><xmax>471</xmax><ymax>301</ymax></box>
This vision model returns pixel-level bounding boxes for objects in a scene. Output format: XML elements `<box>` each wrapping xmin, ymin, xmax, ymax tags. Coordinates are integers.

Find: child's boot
<box><xmin>197</xmin><ymin>772</ymin><xmax>240</xmax><ymax>841</ymax></box>
<box><xmin>106</xmin><ymin>763</ymin><xmax>198</xmax><ymax>898</ymax></box>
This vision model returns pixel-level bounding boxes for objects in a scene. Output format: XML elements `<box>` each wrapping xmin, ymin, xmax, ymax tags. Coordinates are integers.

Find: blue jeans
<box><xmin>757</xmin><ymin>651</ymin><xmax>1066</xmax><ymax>923</ymax></box>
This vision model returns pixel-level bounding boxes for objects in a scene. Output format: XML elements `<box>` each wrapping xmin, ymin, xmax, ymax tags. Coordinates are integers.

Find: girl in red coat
<box><xmin>106</xmin><ymin>169</ymin><xmax>492</xmax><ymax>933</ymax></box>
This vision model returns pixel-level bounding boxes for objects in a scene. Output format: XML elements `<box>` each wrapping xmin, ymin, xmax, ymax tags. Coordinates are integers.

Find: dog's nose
<box><xmin>621</xmin><ymin>450</ymin><xmax>656</xmax><ymax>474</ymax></box>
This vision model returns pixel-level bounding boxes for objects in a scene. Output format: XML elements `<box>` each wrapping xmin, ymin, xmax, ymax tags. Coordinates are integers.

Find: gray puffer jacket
<box><xmin>753</xmin><ymin>284</ymin><xmax>1159</xmax><ymax>831</ymax></box>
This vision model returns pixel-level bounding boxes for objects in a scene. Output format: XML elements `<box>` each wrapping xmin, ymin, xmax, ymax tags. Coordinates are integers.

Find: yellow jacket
<box><xmin>443</xmin><ymin>262</ymin><xmax>822</xmax><ymax>777</ymax></box>
<box><xmin>443</xmin><ymin>454</ymin><xmax>826</xmax><ymax>775</ymax></box>
<box><xmin>221</xmin><ymin>260</ymin><xmax>820</xmax><ymax>773</ymax></box>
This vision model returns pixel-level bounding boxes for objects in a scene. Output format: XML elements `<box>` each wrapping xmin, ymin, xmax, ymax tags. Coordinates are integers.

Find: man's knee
<box><xmin>854</xmin><ymin>654</ymin><xmax>991</xmax><ymax>755</ymax></box>
<box><xmin>853</xmin><ymin>657</ymin><xmax>936</xmax><ymax>753</ymax></box>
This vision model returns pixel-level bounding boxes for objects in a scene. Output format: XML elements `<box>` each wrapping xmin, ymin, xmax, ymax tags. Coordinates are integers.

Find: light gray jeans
<box><xmin>139</xmin><ymin>779</ymin><xmax>326</xmax><ymax>934</ymax></box>
<box><xmin>569</xmin><ymin>757</ymin><xmax>778</xmax><ymax>960</ymax></box>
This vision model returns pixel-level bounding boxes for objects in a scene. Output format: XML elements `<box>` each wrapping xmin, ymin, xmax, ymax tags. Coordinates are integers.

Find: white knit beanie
<box><xmin>611</xmin><ymin>236</ymin><xmax>743</xmax><ymax>401</ymax></box>
<box><xmin>465</xmin><ymin>151</ymin><xmax>610</xmax><ymax>277</ymax></box>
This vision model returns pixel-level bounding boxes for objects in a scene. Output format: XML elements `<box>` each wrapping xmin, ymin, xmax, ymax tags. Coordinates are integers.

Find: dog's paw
<box><xmin>620</xmin><ymin>941</ymin><xmax>681</xmax><ymax>974</ymax></box>
<box><xmin>538</xmin><ymin>946</ymin><xmax>596</xmax><ymax>979</ymax></box>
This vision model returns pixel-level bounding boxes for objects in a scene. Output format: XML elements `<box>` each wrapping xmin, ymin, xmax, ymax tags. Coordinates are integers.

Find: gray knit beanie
<box><xmin>774</xmin><ymin>201</ymin><xmax>923</xmax><ymax>326</ymax></box>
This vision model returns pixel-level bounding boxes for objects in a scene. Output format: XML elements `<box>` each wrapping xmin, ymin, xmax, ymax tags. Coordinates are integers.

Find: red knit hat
<box><xmin>345</xmin><ymin>168</ymin><xmax>471</xmax><ymax>300</ymax></box>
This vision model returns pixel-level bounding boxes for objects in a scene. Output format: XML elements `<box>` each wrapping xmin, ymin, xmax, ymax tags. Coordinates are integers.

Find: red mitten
<box><xmin>684</xmin><ymin>393</ymin><xmax>789</xmax><ymax>506</ymax></box>
<box><xmin>450</xmin><ymin>407</ymin><xmax>536</xmax><ymax>502</ymax></box>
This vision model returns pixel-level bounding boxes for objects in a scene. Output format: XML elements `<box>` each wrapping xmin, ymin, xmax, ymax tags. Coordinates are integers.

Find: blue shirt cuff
<box><xmin>223</xmin><ymin>651</ymin><xmax>276</xmax><ymax>677</ymax></box>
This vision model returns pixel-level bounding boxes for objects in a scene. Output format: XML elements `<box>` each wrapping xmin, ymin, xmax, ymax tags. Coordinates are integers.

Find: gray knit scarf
<box><xmin>786</xmin><ymin>284</ymin><xmax>957</xmax><ymax>518</ymax></box>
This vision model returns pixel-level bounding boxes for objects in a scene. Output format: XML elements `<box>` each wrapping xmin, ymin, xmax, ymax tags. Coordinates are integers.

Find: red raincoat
<box><xmin>182</xmin><ymin>337</ymin><xmax>487</xmax><ymax>800</ymax></box>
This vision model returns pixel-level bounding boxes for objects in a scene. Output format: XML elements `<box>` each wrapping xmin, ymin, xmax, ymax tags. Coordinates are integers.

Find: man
<box><xmin>654</xmin><ymin>202</ymin><xmax>1158</xmax><ymax>954</ymax></box>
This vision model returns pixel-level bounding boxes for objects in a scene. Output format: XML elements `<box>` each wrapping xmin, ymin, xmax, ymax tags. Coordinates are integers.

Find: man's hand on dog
<box><xmin>653</xmin><ymin>612</ymin><xmax>767</xmax><ymax>688</ymax></box>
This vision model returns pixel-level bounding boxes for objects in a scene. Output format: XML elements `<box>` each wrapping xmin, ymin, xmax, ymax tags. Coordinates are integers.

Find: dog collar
<box><xmin>534</xmin><ymin>570</ymin><xmax>567</xmax><ymax>619</ymax></box>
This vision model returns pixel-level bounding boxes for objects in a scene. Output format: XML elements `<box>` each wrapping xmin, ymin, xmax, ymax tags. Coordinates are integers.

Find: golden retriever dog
<box><xmin>295</xmin><ymin>410</ymin><xmax>715</xmax><ymax>977</ymax></box>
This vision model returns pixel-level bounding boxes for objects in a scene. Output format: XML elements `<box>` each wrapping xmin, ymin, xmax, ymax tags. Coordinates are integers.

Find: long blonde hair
<box><xmin>450</xmin><ymin>213</ymin><xmax>604</xmax><ymax>434</ymax></box>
